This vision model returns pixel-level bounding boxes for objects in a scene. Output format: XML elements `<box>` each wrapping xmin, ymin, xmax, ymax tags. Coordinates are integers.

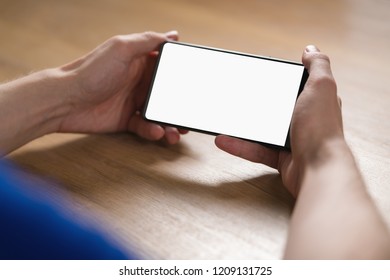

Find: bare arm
<box><xmin>0</xmin><ymin>69</ymin><xmax>71</xmax><ymax>156</ymax></box>
<box><xmin>216</xmin><ymin>46</ymin><xmax>390</xmax><ymax>259</ymax></box>
<box><xmin>285</xmin><ymin>139</ymin><xmax>390</xmax><ymax>259</ymax></box>
<box><xmin>0</xmin><ymin>31</ymin><xmax>185</xmax><ymax>157</ymax></box>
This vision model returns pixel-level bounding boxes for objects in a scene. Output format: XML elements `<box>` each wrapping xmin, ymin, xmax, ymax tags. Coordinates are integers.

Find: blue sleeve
<box><xmin>0</xmin><ymin>159</ymin><xmax>134</xmax><ymax>260</ymax></box>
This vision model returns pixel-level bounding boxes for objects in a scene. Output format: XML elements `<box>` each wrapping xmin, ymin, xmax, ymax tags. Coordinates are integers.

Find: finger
<box><xmin>178</xmin><ymin>129</ymin><xmax>189</xmax><ymax>135</ymax></box>
<box><xmin>163</xmin><ymin>127</ymin><xmax>181</xmax><ymax>145</ymax></box>
<box><xmin>215</xmin><ymin>135</ymin><xmax>280</xmax><ymax>169</ymax></box>
<box><xmin>302</xmin><ymin>45</ymin><xmax>334</xmax><ymax>79</ymax></box>
<box><xmin>134</xmin><ymin>55</ymin><xmax>160</xmax><ymax>109</ymax></box>
<box><xmin>165</xmin><ymin>30</ymin><xmax>179</xmax><ymax>41</ymax></box>
<box><xmin>149</xmin><ymin>30</ymin><xmax>179</xmax><ymax>57</ymax></box>
<box><xmin>128</xmin><ymin>113</ymin><xmax>165</xmax><ymax>141</ymax></box>
<box><xmin>301</xmin><ymin>45</ymin><xmax>337</xmax><ymax>95</ymax></box>
<box><xmin>124</xmin><ymin>30</ymin><xmax>179</xmax><ymax>58</ymax></box>
<box><xmin>133</xmin><ymin>31</ymin><xmax>178</xmax><ymax>108</ymax></box>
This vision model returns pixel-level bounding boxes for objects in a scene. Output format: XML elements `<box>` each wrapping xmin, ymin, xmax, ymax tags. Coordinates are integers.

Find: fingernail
<box><xmin>305</xmin><ymin>45</ymin><xmax>320</xmax><ymax>53</ymax></box>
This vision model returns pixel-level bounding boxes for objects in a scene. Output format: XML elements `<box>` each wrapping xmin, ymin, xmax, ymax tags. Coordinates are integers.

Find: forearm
<box><xmin>284</xmin><ymin>139</ymin><xmax>390</xmax><ymax>259</ymax></box>
<box><xmin>0</xmin><ymin>68</ymin><xmax>72</xmax><ymax>156</ymax></box>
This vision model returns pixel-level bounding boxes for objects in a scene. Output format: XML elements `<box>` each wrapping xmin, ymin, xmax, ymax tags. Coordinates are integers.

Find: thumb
<box><xmin>124</xmin><ymin>31</ymin><xmax>178</xmax><ymax>58</ymax></box>
<box><xmin>302</xmin><ymin>45</ymin><xmax>334</xmax><ymax>80</ymax></box>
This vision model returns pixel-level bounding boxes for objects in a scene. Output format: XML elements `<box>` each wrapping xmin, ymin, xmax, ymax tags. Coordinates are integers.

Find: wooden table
<box><xmin>1</xmin><ymin>0</ymin><xmax>389</xmax><ymax>259</ymax></box>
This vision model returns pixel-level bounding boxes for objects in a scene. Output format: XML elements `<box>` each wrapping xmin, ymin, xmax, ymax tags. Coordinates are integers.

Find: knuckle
<box><xmin>141</xmin><ymin>31</ymin><xmax>158</xmax><ymax>41</ymax></box>
<box><xmin>316</xmin><ymin>52</ymin><xmax>331</xmax><ymax>63</ymax></box>
<box><xmin>311</xmin><ymin>73</ymin><xmax>337</xmax><ymax>92</ymax></box>
<box><xmin>108</xmin><ymin>35</ymin><xmax>127</xmax><ymax>50</ymax></box>
<box><xmin>109</xmin><ymin>35</ymin><xmax>125</xmax><ymax>44</ymax></box>
<box><xmin>308</xmin><ymin>52</ymin><xmax>331</xmax><ymax>64</ymax></box>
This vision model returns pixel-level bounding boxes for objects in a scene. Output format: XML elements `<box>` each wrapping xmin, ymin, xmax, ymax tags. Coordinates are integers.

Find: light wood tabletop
<box><xmin>1</xmin><ymin>0</ymin><xmax>389</xmax><ymax>259</ymax></box>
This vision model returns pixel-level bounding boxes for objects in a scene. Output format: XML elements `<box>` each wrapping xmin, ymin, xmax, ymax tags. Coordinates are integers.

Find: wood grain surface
<box><xmin>1</xmin><ymin>0</ymin><xmax>389</xmax><ymax>259</ymax></box>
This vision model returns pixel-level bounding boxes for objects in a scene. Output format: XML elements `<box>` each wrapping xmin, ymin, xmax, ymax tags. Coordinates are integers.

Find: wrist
<box><xmin>25</xmin><ymin>67</ymin><xmax>75</xmax><ymax>134</ymax></box>
<box><xmin>0</xmin><ymin>67</ymin><xmax>75</xmax><ymax>155</ymax></box>
<box><xmin>301</xmin><ymin>137</ymin><xmax>351</xmax><ymax>169</ymax></box>
<box><xmin>293</xmin><ymin>137</ymin><xmax>362</xmax><ymax>198</ymax></box>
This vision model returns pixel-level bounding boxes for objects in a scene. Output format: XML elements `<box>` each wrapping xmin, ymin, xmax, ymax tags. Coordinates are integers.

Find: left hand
<box><xmin>58</xmin><ymin>31</ymin><xmax>187</xmax><ymax>144</ymax></box>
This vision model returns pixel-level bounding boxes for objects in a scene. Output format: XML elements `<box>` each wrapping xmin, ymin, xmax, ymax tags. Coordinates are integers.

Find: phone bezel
<box><xmin>143</xmin><ymin>41</ymin><xmax>309</xmax><ymax>150</ymax></box>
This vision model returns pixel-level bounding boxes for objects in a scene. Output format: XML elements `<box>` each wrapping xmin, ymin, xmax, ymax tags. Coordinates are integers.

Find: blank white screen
<box><xmin>145</xmin><ymin>42</ymin><xmax>304</xmax><ymax>146</ymax></box>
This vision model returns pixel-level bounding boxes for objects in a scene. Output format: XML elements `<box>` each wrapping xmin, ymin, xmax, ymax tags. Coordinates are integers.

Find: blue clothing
<box><xmin>0</xmin><ymin>160</ymin><xmax>132</xmax><ymax>260</ymax></box>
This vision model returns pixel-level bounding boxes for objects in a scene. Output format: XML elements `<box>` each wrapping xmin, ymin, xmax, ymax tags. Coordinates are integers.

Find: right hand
<box><xmin>215</xmin><ymin>45</ymin><xmax>344</xmax><ymax>197</ymax></box>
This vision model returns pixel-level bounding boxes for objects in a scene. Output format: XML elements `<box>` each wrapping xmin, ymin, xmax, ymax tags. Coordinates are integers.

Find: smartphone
<box><xmin>143</xmin><ymin>41</ymin><xmax>308</xmax><ymax>149</ymax></box>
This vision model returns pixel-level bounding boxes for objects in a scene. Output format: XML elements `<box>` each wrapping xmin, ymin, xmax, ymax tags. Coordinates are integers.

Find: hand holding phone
<box><xmin>144</xmin><ymin>41</ymin><xmax>308</xmax><ymax>149</ymax></box>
